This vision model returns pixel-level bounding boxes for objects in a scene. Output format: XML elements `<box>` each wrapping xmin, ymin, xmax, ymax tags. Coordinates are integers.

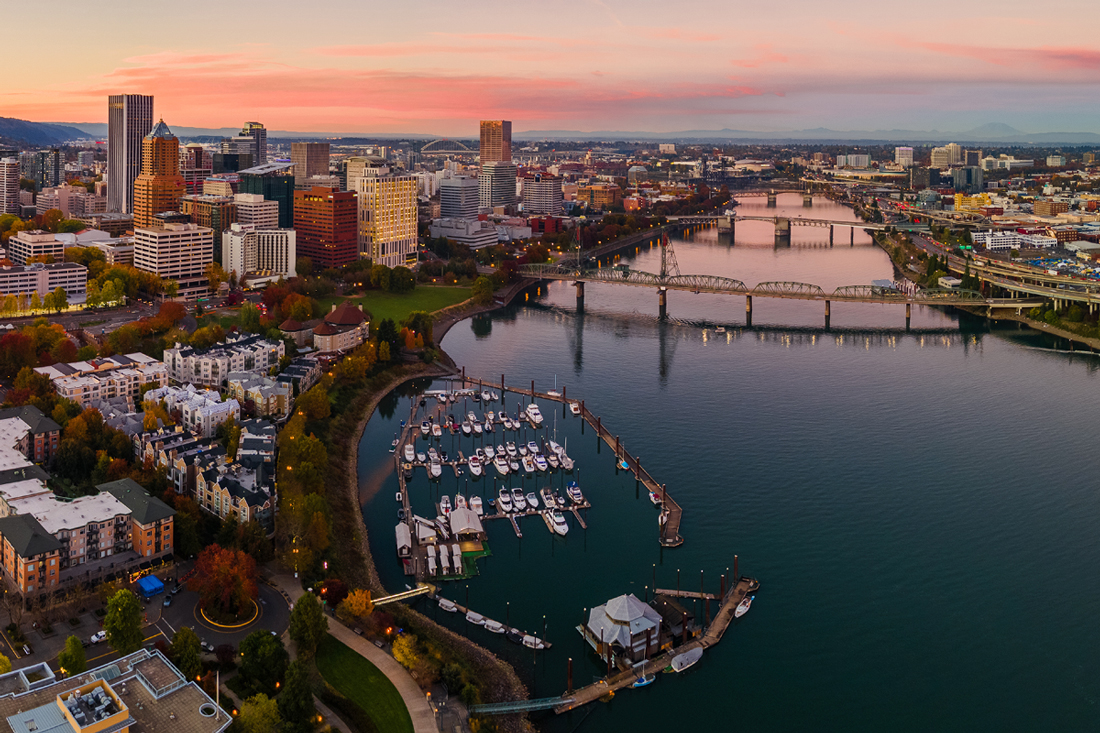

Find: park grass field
<box><xmin>315</xmin><ymin>635</ymin><xmax>414</xmax><ymax>733</ymax></box>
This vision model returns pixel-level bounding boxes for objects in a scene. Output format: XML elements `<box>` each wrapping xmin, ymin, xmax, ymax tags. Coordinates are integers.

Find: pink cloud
<box><xmin>910</xmin><ymin>40</ymin><xmax>1100</xmax><ymax>71</ymax></box>
<box><xmin>730</xmin><ymin>44</ymin><xmax>790</xmax><ymax>68</ymax></box>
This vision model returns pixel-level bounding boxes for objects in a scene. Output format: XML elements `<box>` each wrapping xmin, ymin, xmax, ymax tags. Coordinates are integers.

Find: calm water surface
<box><xmin>358</xmin><ymin>194</ymin><xmax>1100</xmax><ymax>731</ymax></box>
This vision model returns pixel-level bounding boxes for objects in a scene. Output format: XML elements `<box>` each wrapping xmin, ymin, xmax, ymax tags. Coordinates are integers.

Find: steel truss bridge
<box><xmin>667</xmin><ymin>214</ymin><xmax>930</xmax><ymax>233</ymax></box>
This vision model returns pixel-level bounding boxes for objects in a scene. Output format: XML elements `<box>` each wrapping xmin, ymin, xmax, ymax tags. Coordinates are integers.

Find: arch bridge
<box><xmin>419</xmin><ymin>138</ymin><xmax>476</xmax><ymax>155</ymax></box>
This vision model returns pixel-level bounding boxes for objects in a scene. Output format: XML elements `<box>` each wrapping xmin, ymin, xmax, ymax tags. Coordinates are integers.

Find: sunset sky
<box><xmin>5</xmin><ymin>0</ymin><xmax>1100</xmax><ymax>135</ymax></box>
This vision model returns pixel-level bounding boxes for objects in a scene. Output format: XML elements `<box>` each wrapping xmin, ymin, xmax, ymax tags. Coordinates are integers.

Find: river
<box><xmin>358</xmin><ymin>193</ymin><xmax>1100</xmax><ymax>731</ymax></box>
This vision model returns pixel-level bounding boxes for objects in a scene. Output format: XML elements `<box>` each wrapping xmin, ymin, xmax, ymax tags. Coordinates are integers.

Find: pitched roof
<box><xmin>98</xmin><ymin>478</ymin><xmax>176</xmax><ymax>524</ymax></box>
<box><xmin>146</xmin><ymin>119</ymin><xmax>175</xmax><ymax>139</ymax></box>
<box><xmin>325</xmin><ymin>301</ymin><xmax>367</xmax><ymax>326</ymax></box>
<box><xmin>279</xmin><ymin>318</ymin><xmax>306</xmax><ymax>332</ymax></box>
<box><xmin>312</xmin><ymin>322</ymin><xmax>338</xmax><ymax>336</ymax></box>
<box><xmin>0</xmin><ymin>405</ymin><xmax>61</xmax><ymax>435</ymax></box>
<box><xmin>0</xmin><ymin>514</ymin><xmax>61</xmax><ymax>557</ymax></box>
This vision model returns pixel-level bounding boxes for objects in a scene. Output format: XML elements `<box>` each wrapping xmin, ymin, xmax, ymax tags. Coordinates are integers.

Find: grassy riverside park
<box><xmin>319</xmin><ymin>286</ymin><xmax>471</xmax><ymax>326</ymax></box>
<box><xmin>315</xmin><ymin>635</ymin><xmax>415</xmax><ymax>733</ymax></box>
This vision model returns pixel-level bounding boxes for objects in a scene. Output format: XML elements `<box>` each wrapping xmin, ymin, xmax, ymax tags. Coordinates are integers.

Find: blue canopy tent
<box><xmin>136</xmin><ymin>575</ymin><xmax>164</xmax><ymax>598</ymax></box>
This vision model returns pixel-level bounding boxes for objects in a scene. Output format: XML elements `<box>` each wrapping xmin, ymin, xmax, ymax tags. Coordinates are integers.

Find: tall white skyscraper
<box><xmin>0</xmin><ymin>158</ymin><xmax>19</xmax><ymax>215</ymax></box>
<box><xmin>894</xmin><ymin>147</ymin><xmax>914</xmax><ymax>168</ymax></box>
<box><xmin>107</xmin><ymin>94</ymin><xmax>154</xmax><ymax>214</ymax></box>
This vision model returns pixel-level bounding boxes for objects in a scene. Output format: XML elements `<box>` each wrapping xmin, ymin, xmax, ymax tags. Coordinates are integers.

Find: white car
<box><xmin>90</xmin><ymin>631</ymin><xmax>106</xmax><ymax>644</ymax></box>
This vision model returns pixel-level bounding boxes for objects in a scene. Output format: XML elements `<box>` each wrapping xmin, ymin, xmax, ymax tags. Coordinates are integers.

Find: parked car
<box><xmin>89</xmin><ymin>631</ymin><xmax>106</xmax><ymax>645</ymax></box>
<box><xmin>162</xmin><ymin>597</ymin><xmax>172</xmax><ymax>608</ymax></box>
<box><xmin>201</xmin><ymin>641</ymin><xmax>214</xmax><ymax>653</ymax></box>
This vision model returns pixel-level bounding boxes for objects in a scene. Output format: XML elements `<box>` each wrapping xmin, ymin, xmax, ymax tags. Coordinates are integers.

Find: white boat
<box><xmin>403</xmin><ymin>444</ymin><xmax>414</xmax><ymax>462</ymax></box>
<box><xmin>466</xmin><ymin>611</ymin><xmax>485</xmax><ymax>625</ymax></box>
<box><xmin>487</xmin><ymin>411</ymin><xmax>495</xmax><ymax>422</ymax></box>
<box><xmin>550</xmin><ymin>510</ymin><xmax>569</xmax><ymax>536</ymax></box>
<box><xmin>522</xmin><ymin>635</ymin><xmax>547</xmax><ymax>649</ymax></box>
<box><xmin>491</xmin><ymin>391</ymin><xmax>500</xmax><ymax>401</ymax></box>
<box><xmin>546</xmin><ymin>452</ymin><xmax>560</xmax><ymax>469</ymax></box>
<box><xmin>481</xmin><ymin>390</ymin><xmax>492</xmax><ymax>402</ymax></box>
<box><xmin>395</xmin><ymin>492</ymin><xmax>402</xmax><ymax>502</ymax></box>
<box><xmin>432</xmin><ymin>423</ymin><xmax>442</xmax><ymax>438</ymax></box>
<box><xmin>533</xmin><ymin>454</ymin><xmax>548</xmax><ymax>472</ymax></box>
<box><xmin>517</xmin><ymin>443</ymin><xmax>528</xmax><ymax>456</ymax></box>
<box><xmin>547</xmin><ymin>389</ymin><xmax>562</xmax><ymax>398</ymax></box>
<box><xmin>467</xmin><ymin>411</ymin><xmax>478</xmax><ymax>424</ymax></box>
<box><xmin>511</xmin><ymin>488</ymin><xmax>527</xmax><ymax>511</ymax></box>
<box><xmin>526</xmin><ymin>441</ymin><xmax>540</xmax><ymax>454</ymax></box>
<box><xmin>521</xmin><ymin>456</ymin><xmax>536</xmax><ymax>474</ymax></box>
<box><xmin>484</xmin><ymin>445</ymin><xmax>495</xmax><ymax>460</ymax></box>
<box><xmin>475</xmin><ymin>448</ymin><xmax>487</xmax><ymax>462</ymax></box>
<box><xmin>508</xmin><ymin>459</ymin><xmax>520</xmax><ymax>472</ymax></box>
<box><xmin>497</xmin><ymin>443</ymin><xmax>506</xmax><ymax>456</ymax></box>
<box><xmin>473</xmin><ymin>421</ymin><xmax>483</xmax><ymax>435</ymax></box>
<box><xmin>461</xmin><ymin>421</ymin><xmax>472</xmax><ymax>435</ymax></box>
<box><xmin>567</xmin><ymin>481</ymin><xmax>584</xmax><ymax>504</ymax></box>
<box><xmin>540</xmin><ymin>487</ymin><xmax>555</xmax><ymax>506</ymax></box>
<box><xmin>649</xmin><ymin>490</ymin><xmax>663</xmax><ymax>506</ymax></box>
<box><xmin>525</xmin><ymin>491</ymin><xmax>539</xmax><ymax>510</ymax></box>
<box><xmin>430</xmin><ymin>460</ymin><xmax>442</xmax><ymax>479</ymax></box>
<box><xmin>440</xmin><ymin>495</ymin><xmax>452</xmax><ymax>515</ymax></box>
<box><xmin>506</xmin><ymin>442</ymin><xmax>518</xmax><ymax>458</ymax></box>
<box><xmin>470</xmin><ymin>496</ymin><xmax>484</xmax><ymax>516</ymax></box>
<box><xmin>439</xmin><ymin>598</ymin><xmax>458</xmax><ymax>612</ymax></box>
<box><xmin>548</xmin><ymin>440</ymin><xmax>563</xmax><ymax>455</ymax></box>
<box><xmin>420</xmin><ymin>421</ymin><xmax>430</xmax><ymax>436</ymax></box>
<box><xmin>526</xmin><ymin>403</ymin><xmax>544</xmax><ymax>426</ymax></box>
<box><xmin>484</xmin><ymin>419</ymin><xmax>494</xmax><ymax>433</ymax></box>
<box><xmin>455</xmin><ymin>494</ymin><xmax>467</xmax><ymax>510</ymax></box>
<box><xmin>416</xmin><ymin>451</ymin><xmax>427</xmax><ymax>463</ymax></box>
<box><xmin>554</xmin><ymin>491</ymin><xmax>567</xmax><ymax>508</ymax></box>
<box><xmin>427</xmin><ymin>447</ymin><xmax>438</xmax><ymax>462</ymax></box>
<box><xmin>493</xmin><ymin>455</ymin><xmax>510</xmax><ymax>475</ymax></box>
<box><xmin>569</xmin><ymin>402</ymin><xmax>581</xmax><ymax>416</ymax></box>
<box><xmin>485</xmin><ymin>620</ymin><xmax>505</xmax><ymax>634</ymax></box>
<box><xmin>497</xmin><ymin>489</ymin><xmax>513</xmax><ymax>512</ymax></box>
<box><xmin>735</xmin><ymin>595</ymin><xmax>754</xmax><ymax>618</ymax></box>
<box><xmin>560</xmin><ymin>453</ymin><xmax>574</xmax><ymax>471</ymax></box>
<box><xmin>669</xmin><ymin>646</ymin><xmax>703</xmax><ymax>672</ymax></box>
<box><xmin>468</xmin><ymin>456</ymin><xmax>483</xmax><ymax>477</ymax></box>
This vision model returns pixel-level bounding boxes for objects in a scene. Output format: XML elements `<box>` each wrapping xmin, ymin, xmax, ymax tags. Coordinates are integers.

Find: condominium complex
<box><xmin>107</xmin><ymin>93</ymin><xmax>154</xmax><ymax>214</ymax></box>
<box><xmin>133</xmin><ymin>222</ymin><xmax>213</xmax><ymax>297</ymax></box>
<box><xmin>144</xmin><ymin>384</ymin><xmax>240</xmax><ymax>438</ymax></box>
<box><xmin>290</xmin><ymin>142</ymin><xmax>330</xmax><ymax>186</ymax></box>
<box><xmin>522</xmin><ymin>172</ymin><xmax>564</xmax><ymax>215</ymax></box>
<box><xmin>226</xmin><ymin>373</ymin><xmax>293</xmax><ymax>418</ymax></box>
<box><xmin>479</xmin><ymin>161</ymin><xmax>518</xmax><ymax>209</ymax></box>
<box><xmin>294</xmin><ymin>186</ymin><xmax>358</xmax><ymax>268</ymax></box>
<box><xmin>480</xmin><ymin>120</ymin><xmax>512</xmax><ymax>163</ymax></box>
<box><xmin>163</xmin><ymin>333</ymin><xmax>285</xmax><ymax>388</ymax></box>
<box><xmin>239</xmin><ymin>162</ymin><xmax>296</xmax><ymax>227</ymax></box>
<box><xmin>222</xmin><ymin>223</ymin><xmax>297</xmax><ymax>280</ymax></box>
<box><xmin>36</xmin><ymin>352</ymin><xmax>167</xmax><ymax>408</ymax></box>
<box><xmin>20</xmin><ymin>149</ymin><xmax>62</xmax><ymax>192</ymax></box>
<box><xmin>345</xmin><ymin>156</ymin><xmax>389</xmax><ymax>193</ymax></box>
<box><xmin>132</xmin><ymin>120</ymin><xmax>185</xmax><ymax>228</ymax></box>
<box><xmin>440</xmin><ymin>175</ymin><xmax>480</xmax><ymax>218</ymax></box>
<box><xmin>0</xmin><ymin>157</ymin><xmax>18</xmax><ymax>215</ymax></box>
<box><xmin>234</xmin><ymin>192</ymin><xmax>279</xmax><ymax>228</ymax></box>
<box><xmin>357</xmin><ymin>170</ymin><xmax>419</xmax><ymax>266</ymax></box>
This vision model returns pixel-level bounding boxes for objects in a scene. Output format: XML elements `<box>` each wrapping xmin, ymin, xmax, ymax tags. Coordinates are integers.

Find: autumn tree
<box><xmin>392</xmin><ymin>633</ymin><xmax>419</xmax><ymax>669</ymax></box>
<box><xmin>337</xmin><ymin>589</ymin><xmax>373</xmax><ymax>623</ymax></box>
<box><xmin>104</xmin><ymin>590</ymin><xmax>143</xmax><ymax>655</ymax></box>
<box><xmin>0</xmin><ymin>654</ymin><xmax>10</xmax><ymax>675</ymax></box>
<box><xmin>188</xmin><ymin>544</ymin><xmax>258</xmax><ymax>619</ymax></box>
<box><xmin>288</xmin><ymin>592</ymin><xmax>327</xmax><ymax>658</ymax></box>
<box><xmin>238</xmin><ymin>693</ymin><xmax>283</xmax><ymax>733</ymax></box>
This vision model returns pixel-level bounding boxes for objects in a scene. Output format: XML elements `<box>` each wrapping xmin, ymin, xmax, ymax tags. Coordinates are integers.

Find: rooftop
<box><xmin>0</xmin><ymin>514</ymin><xmax>61</xmax><ymax>557</ymax></box>
<box><xmin>145</xmin><ymin>120</ymin><xmax>175</xmax><ymax>140</ymax></box>
<box><xmin>99</xmin><ymin>479</ymin><xmax>175</xmax><ymax>525</ymax></box>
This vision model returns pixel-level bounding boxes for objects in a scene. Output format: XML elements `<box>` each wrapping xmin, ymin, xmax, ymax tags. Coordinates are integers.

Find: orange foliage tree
<box><xmin>188</xmin><ymin>544</ymin><xmax>258</xmax><ymax>618</ymax></box>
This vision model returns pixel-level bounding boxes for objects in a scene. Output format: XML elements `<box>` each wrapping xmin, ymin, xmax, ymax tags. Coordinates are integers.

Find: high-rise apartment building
<box><xmin>133</xmin><ymin>222</ymin><xmax>213</xmax><ymax>297</ymax></box>
<box><xmin>180</xmin><ymin>143</ymin><xmax>212</xmax><ymax>196</ymax></box>
<box><xmin>521</xmin><ymin>173</ymin><xmax>563</xmax><ymax>215</ymax></box>
<box><xmin>222</xmin><ymin>223</ymin><xmax>296</xmax><ymax>280</ymax></box>
<box><xmin>290</xmin><ymin>142</ymin><xmax>330</xmax><ymax>186</ymax></box>
<box><xmin>107</xmin><ymin>94</ymin><xmax>154</xmax><ymax>214</ymax></box>
<box><xmin>293</xmin><ymin>186</ymin><xmax>357</xmax><ymax>268</ymax></box>
<box><xmin>479</xmin><ymin>120</ymin><xmax>512</xmax><ymax>163</ymax></box>
<box><xmin>234</xmin><ymin>193</ymin><xmax>279</xmax><ymax>229</ymax></box>
<box><xmin>356</xmin><ymin>171</ymin><xmax>418</xmax><ymax>267</ymax></box>
<box><xmin>894</xmin><ymin>147</ymin><xmax>914</xmax><ymax>168</ymax></box>
<box><xmin>0</xmin><ymin>158</ymin><xmax>18</xmax><ymax>215</ymax></box>
<box><xmin>20</xmin><ymin>149</ymin><xmax>62</xmax><ymax>192</ymax></box>
<box><xmin>439</xmin><ymin>176</ymin><xmax>479</xmax><ymax>219</ymax></box>
<box><xmin>479</xmin><ymin>161</ymin><xmax>517</xmax><ymax>209</ymax></box>
<box><xmin>239</xmin><ymin>163</ymin><xmax>295</xmax><ymax>228</ymax></box>
<box><xmin>132</xmin><ymin>120</ymin><xmax>185</xmax><ymax>228</ymax></box>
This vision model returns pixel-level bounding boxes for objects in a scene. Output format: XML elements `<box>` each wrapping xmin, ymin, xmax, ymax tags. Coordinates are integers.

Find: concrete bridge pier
<box><xmin>824</xmin><ymin>300</ymin><xmax>831</xmax><ymax>329</ymax></box>
<box><xmin>906</xmin><ymin>302</ymin><xmax>911</xmax><ymax>331</ymax></box>
<box><xmin>850</xmin><ymin>227</ymin><xmax>855</xmax><ymax>246</ymax></box>
<box><xmin>767</xmin><ymin>192</ymin><xmax>777</xmax><ymax>207</ymax></box>
<box><xmin>745</xmin><ymin>295</ymin><xmax>753</xmax><ymax>327</ymax></box>
<box><xmin>774</xmin><ymin>217</ymin><xmax>791</xmax><ymax>244</ymax></box>
<box><xmin>658</xmin><ymin>287</ymin><xmax>667</xmax><ymax>319</ymax></box>
<box><xmin>803</xmin><ymin>193</ymin><xmax>813</xmax><ymax>207</ymax></box>
<box><xmin>575</xmin><ymin>281</ymin><xmax>585</xmax><ymax>310</ymax></box>
<box><xmin>829</xmin><ymin>225</ymin><xmax>834</xmax><ymax>246</ymax></box>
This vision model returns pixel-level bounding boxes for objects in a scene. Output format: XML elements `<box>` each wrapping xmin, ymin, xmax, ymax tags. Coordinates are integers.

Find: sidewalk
<box><xmin>269</xmin><ymin>572</ymin><xmax>437</xmax><ymax>733</ymax></box>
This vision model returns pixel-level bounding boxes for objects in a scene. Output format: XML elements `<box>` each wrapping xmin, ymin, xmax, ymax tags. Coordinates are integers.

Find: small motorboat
<box><xmin>475</xmin><ymin>448</ymin><xmax>487</xmax><ymax>462</ymax></box>
<box><xmin>521</xmin><ymin>456</ymin><xmax>536</xmax><ymax>474</ymax></box>
<box><xmin>550</xmin><ymin>510</ymin><xmax>569</xmax><ymax>536</ymax></box>
<box><xmin>481</xmin><ymin>390</ymin><xmax>492</xmax><ymax>402</ymax></box>
<box><xmin>403</xmin><ymin>444</ymin><xmax>415</xmax><ymax>462</ymax></box>
<box><xmin>440</xmin><ymin>451</ymin><xmax>449</xmax><ymax>462</ymax></box>
<box><xmin>487</xmin><ymin>411</ymin><xmax>495</xmax><ymax>422</ymax></box>
<box><xmin>402</xmin><ymin>463</ymin><xmax>413</xmax><ymax>479</ymax></box>
<box><xmin>461</xmin><ymin>421</ymin><xmax>472</xmax><ymax>436</ymax></box>
<box><xmin>430</xmin><ymin>460</ymin><xmax>442</xmax><ymax>479</ymax></box>
<box><xmin>506</xmin><ymin>442</ymin><xmax>518</xmax><ymax>458</ymax></box>
<box><xmin>497</xmin><ymin>443</ymin><xmax>506</xmax><ymax>456</ymax></box>
<box><xmin>508</xmin><ymin>459</ymin><xmax>520</xmax><ymax>472</ymax></box>
<box><xmin>618</xmin><ymin>459</ymin><xmax>630</xmax><ymax>470</ymax></box>
<box><xmin>439</xmin><ymin>495</ymin><xmax>452</xmax><ymax>515</ymax></box>
<box><xmin>526</xmin><ymin>440</ymin><xmax>540</xmax><ymax>455</ymax></box>
<box><xmin>473</xmin><ymin>421</ymin><xmax>483</xmax><ymax>435</ymax></box>
<box><xmin>669</xmin><ymin>647</ymin><xmax>703</xmax><ymax>673</ymax></box>
<box><xmin>471</xmin><ymin>391</ymin><xmax>481</xmax><ymax>403</ymax></box>
<box><xmin>649</xmin><ymin>491</ymin><xmax>663</xmax><ymax>506</ymax></box>
<box><xmin>466</xmin><ymin>611</ymin><xmax>485</xmax><ymax>625</ymax></box>
<box><xmin>533</xmin><ymin>454</ymin><xmax>548</xmax><ymax>472</ymax></box>
<box><xmin>569</xmin><ymin>402</ymin><xmax>581</xmax><ymax>416</ymax></box>
<box><xmin>455</xmin><ymin>494</ymin><xmax>467</xmax><ymax>510</ymax></box>
<box><xmin>398</xmin><ymin>508</ymin><xmax>406</xmax><ymax>521</ymax></box>
<box><xmin>546</xmin><ymin>452</ymin><xmax>560</xmax><ymax>469</ymax></box>
<box><xmin>470</xmin><ymin>495</ymin><xmax>484</xmax><ymax>516</ymax></box>
<box><xmin>390</xmin><ymin>435</ymin><xmax>398</xmax><ymax>453</ymax></box>
<box><xmin>420</xmin><ymin>421</ymin><xmax>430</xmax><ymax>436</ymax></box>
<box><xmin>493</xmin><ymin>454</ymin><xmax>510</xmax><ymax>475</ymax></box>
<box><xmin>526</xmin><ymin>403</ymin><xmax>544</xmax><ymax>426</ymax></box>
<box><xmin>511</xmin><ymin>488</ymin><xmax>527</xmax><ymax>511</ymax></box>
<box><xmin>432</xmin><ymin>423</ymin><xmax>442</xmax><ymax>438</ymax></box>
<box><xmin>506</xmin><ymin>628</ymin><xmax>524</xmax><ymax>644</ymax></box>
<box><xmin>484</xmin><ymin>445</ymin><xmax>495</xmax><ymax>460</ymax></box>
<box><xmin>427</xmin><ymin>447</ymin><xmax>438</xmax><ymax>462</ymax></box>
<box><xmin>517</xmin><ymin>443</ymin><xmax>528</xmax><ymax>456</ymax></box>
<box><xmin>468</xmin><ymin>456</ymin><xmax>483</xmax><ymax>477</ymax></box>
<box><xmin>560</xmin><ymin>453</ymin><xmax>574</xmax><ymax>471</ymax></box>
<box><xmin>467</xmin><ymin>411</ymin><xmax>478</xmax><ymax>424</ymax></box>
<box><xmin>523</xmin><ymin>635</ymin><xmax>547</xmax><ymax>650</ymax></box>
<box><xmin>491</xmin><ymin>391</ymin><xmax>500</xmax><ymax>401</ymax></box>
<box><xmin>395</xmin><ymin>491</ymin><xmax>402</xmax><ymax>502</ymax></box>
<box><xmin>439</xmin><ymin>598</ymin><xmax>458</xmax><ymax>612</ymax></box>
<box><xmin>484</xmin><ymin>419</ymin><xmax>494</xmax><ymax>433</ymax></box>
<box><xmin>540</xmin><ymin>487</ymin><xmax>556</xmax><ymax>507</ymax></box>
<box><xmin>554</xmin><ymin>491</ymin><xmax>567</xmax><ymax>508</ymax></box>
<box><xmin>735</xmin><ymin>595</ymin><xmax>754</xmax><ymax>618</ymax></box>
<box><xmin>485</xmin><ymin>620</ymin><xmax>505</xmax><ymax>634</ymax></box>
<box><xmin>715</xmin><ymin>326</ymin><xmax>727</xmax><ymax>334</ymax></box>
<box><xmin>547</xmin><ymin>389</ymin><xmax>561</xmax><ymax>398</ymax></box>
<box><xmin>525</xmin><ymin>491</ymin><xmax>539</xmax><ymax>510</ymax></box>
<box><xmin>417</xmin><ymin>451</ymin><xmax>427</xmax><ymax>463</ymax></box>
<box><xmin>567</xmin><ymin>481</ymin><xmax>584</xmax><ymax>504</ymax></box>
<box><xmin>497</xmin><ymin>489</ymin><xmax>513</xmax><ymax>512</ymax></box>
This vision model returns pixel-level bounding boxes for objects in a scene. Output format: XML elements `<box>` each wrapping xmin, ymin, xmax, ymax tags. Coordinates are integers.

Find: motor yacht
<box><xmin>569</xmin><ymin>402</ymin><xmax>581</xmax><ymax>416</ymax></box>
<box><xmin>525</xmin><ymin>491</ymin><xmax>539</xmax><ymax>510</ymax></box>
<box><xmin>566</xmin><ymin>481</ymin><xmax>584</xmax><ymax>504</ymax></box>
<box><xmin>473</xmin><ymin>421</ymin><xmax>483</xmax><ymax>435</ymax></box>
<box><xmin>439</xmin><ymin>495</ymin><xmax>452</xmax><ymax>515</ymax></box>
<box><xmin>546</xmin><ymin>452</ymin><xmax>560</xmax><ymax>470</ymax></box>
<box><xmin>533</xmin><ymin>454</ymin><xmax>548</xmax><ymax>472</ymax></box>
<box><xmin>497</xmin><ymin>488</ymin><xmax>513</xmax><ymax>512</ymax></box>
<box><xmin>430</xmin><ymin>460</ymin><xmax>442</xmax><ymax>479</ymax></box>
<box><xmin>468</xmin><ymin>455</ymin><xmax>483</xmax><ymax>477</ymax></box>
<box><xmin>470</xmin><ymin>495</ymin><xmax>484</xmax><ymax>516</ymax></box>
<box><xmin>548</xmin><ymin>440</ymin><xmax>563</xmax><ymax>455</ymax></box>
<box><xmin>511</xmin><ymin>488</ymin><xmax>527</xmax><ymax>511</ymax></box>
<box><xmin>403</xmin><ymin>444</ymin><xmax>415</xmax><ymax>462</ymax></box>
<box><xmin>526</xmin><ymin>403</ymin><xmax>544</xmax><ymax>426</ymax></box>
<box><xmin>508</xmin><ymin>459</ymin><xmax>520</xmax><ymax>472</ymax></box>
<box><xmin>540</xmin><ymin>487</ymin><xmax>556</xmax><ymax>507</ymax></box>
<box><xmin>461</xmin><ymin>421</ymin><xmax>472</xmax><ymax>436</ymax></box>
<box><xmin>560</xmin><ymin>453</ymin><xmax>574</xmax><ymax>471</ymax></box>
<box><xmin>506</xmin><ymin>442</ymin><xmax>518</xmax><ymax>458</ymax></box>
<box><xmin>526</xmin><ymin>440</ymin><xmax>540</xmax><ymax>455</ymax></box>
<box><xmin>493</xmin><ymin>454</ymin><xmax>510</xmax><ymax>475</ymax></box>
<box><xmin>521</xmin><ymin>456</ymin><xmax>536</xmax><ymax>474</ymax></box>
<box><xmin>550</xmin><ymin>510</ymin><xmax>569</xmax><ymax>536</ymax></box>
<box><xmin>484</xmin><ymin>445</ymin><xmax>495</xmax><ymax>460</ymax></box>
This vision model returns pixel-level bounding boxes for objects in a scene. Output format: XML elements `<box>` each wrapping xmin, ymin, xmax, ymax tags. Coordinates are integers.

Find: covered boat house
<box><xmin>580</xmin><ymin>593</ymin><xmax>663</xmax><ymax>666</ymax></box>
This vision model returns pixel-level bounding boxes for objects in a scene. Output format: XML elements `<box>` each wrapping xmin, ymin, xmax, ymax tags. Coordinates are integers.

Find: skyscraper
<box><xmin>107</xmin><ymin>94</ymin><xmax>154</xmax><ymax>214</ymax></box>
<box><xmin>0</xmin><ymin>158</ymin><xmax>19</xmax><ymax>215</ymax></box>
<box><xmin>479</xmin><ymin>161</ymin><xmax>517</xmax><ymax>209</ymax></box>
<box><xmin>439</xmin><ymin>176</ymin><xmax>479</xmax><ymax>219</ymax></box>
<box><xmin>20</xmin><ymin>150</ymin><xmax>62</xmax><ymax>192</ymax></box>
<box><xmin>290</xmin><ymin>142</ymin><xmax>330</xmax><ymax>187</ymax></box>
<box><xmin>894</xmin><ymin>147</ymin><xmax>914</xmax><ymax>168</ymax></box>
<box><xmin>479</xmin><ymin>121</ymin><xmax>512</xmax><ymax>163</ymax></box>
<box><xmin>239</xmin><ymin>163</ymin><xmax>296</xmax><ymax>228</ymax></box>
<box><xmin>240</xmin><ymin>122</ymin><xmax>267</xmax><ymax>165</ymax></box>
<box><xmin>180</xmin><ymin>144</ymin><xmax>212</xmax><ymax>196</ymax></box>
<box><xmin>357</xmin><ymin>170</ymin><xmax>419</xmax><ymax>267</ymax></box>
<box><xmin>522</xmin><ymin>173</ymin><xmax>563</xmax><ymax>215</ymax></box>
<box><xmin>293</xmin><ymin>186</ymin><xmax>357</xmax><ymax>268</ymax></box>
<box><xmin>132</xmin><ymin>120</ymin><xmax>185</xmax><ymax>228</ymax></box>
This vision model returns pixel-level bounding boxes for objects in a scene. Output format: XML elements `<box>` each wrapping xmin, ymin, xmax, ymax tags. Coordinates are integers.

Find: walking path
<box><xmin>269</xmin><ymin>572</ymin><xmax>438</xmax><ymax>733</ymax></box>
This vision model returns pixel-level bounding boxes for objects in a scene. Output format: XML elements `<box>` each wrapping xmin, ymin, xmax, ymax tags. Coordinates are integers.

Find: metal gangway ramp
<box><xmin>469</xmin><ymin>696</ymin><xmax>576</xmax><ymax>716</ymax></box>
<box><xmin>371</xmin><ymin>583</ymin><xmax>435</xmax><ymax>607</ymax></box>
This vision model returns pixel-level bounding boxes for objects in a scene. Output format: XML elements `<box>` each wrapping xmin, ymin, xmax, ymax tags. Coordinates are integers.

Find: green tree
<box><xmin>472</xmin><ymin>276</ymin><xmax>494</xmax><ymax>306</ymax></box>
<box><xmin>238</xmin><ymin>693</ymin><xmax>283</xmax><ymax>733</ymax></box>
<box><xmin>277</xmin><ymin>661</ymin><xmax>316</xmax><ymax>733</ymax></box>
<box><xmin>104</xmin><ymin>589</ymin><xmax>143</xmax><ymax>655</ymax></box>
<box><xmin>164</xmin><ymin>280</ymin><xmax>179</xmax><ymax>298</ymax></box>
<box><xmin>288</xmin><ymin>592</ymin><xmax>327</xmax><ymax>659</ymax></box>
<box><xmin>58</xmin><ymin>635</ymin><xmax>86</xmax><ymax>675</ymax></box>
<box><xmin>295</xmin><ymin>257</ymin><xmax>313</xmax><ymax>278</ymax></box>
<box><xmin>370</xmin><ymin>264</ymin><xmax>392</xmax><ymax>290</ymax></box>
<box><xmin>170</xmin><ymin>627</ymin><xmax>202</xmax><ymax>680</ymax></box>
<box><xmin>389</xmin><ymin>265</ymin><xmax>415</xmax><ymax>293</ymax></box>
<box><xmin>238</xmin><ymin>629</ymin><xmax>289</xmax><ymax>697</ymax></box>
<box><xmin>50</xmin><ymin>287</ymin><xmax>67</xmax><ymax>313</ymax></box>
<box><xmin>239</xmin><ymin>302</ymin><xmax>262</xmax><ymax>333</ymax></box>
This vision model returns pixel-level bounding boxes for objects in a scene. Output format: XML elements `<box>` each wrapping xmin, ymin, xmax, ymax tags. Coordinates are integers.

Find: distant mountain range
<box><xmin>4</xmin><ymin>117</ymin><xmax>1099</xmax><ymax>146</ymax></box>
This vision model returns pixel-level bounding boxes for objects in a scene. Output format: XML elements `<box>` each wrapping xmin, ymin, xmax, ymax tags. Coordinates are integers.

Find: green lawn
<box><xmin>323</xmin><ymin>287</ymin><xmax>470</xmax><ymax>326</ymax></box>
<box><xmin>315</xmin><ymin>635</ymin><xmax>414</xmax><ymax>733</ymax></box>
